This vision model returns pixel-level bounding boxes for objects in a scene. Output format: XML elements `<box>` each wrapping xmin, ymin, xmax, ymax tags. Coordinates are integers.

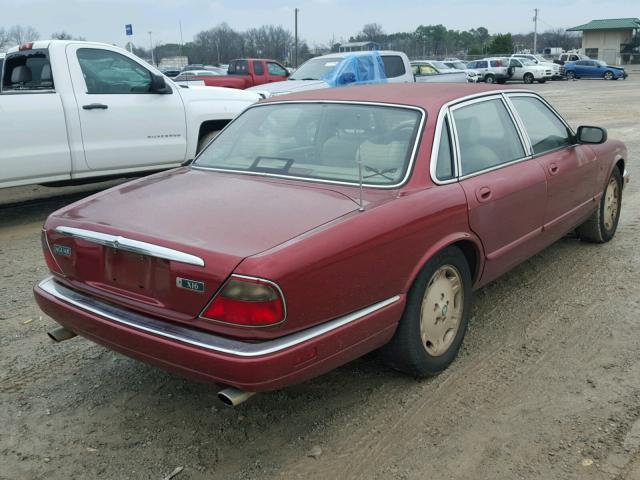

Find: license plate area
<box><xmin>105</xmin><ymin>249</ymin><xmax>155</xmax><ymax>292</ymax></box>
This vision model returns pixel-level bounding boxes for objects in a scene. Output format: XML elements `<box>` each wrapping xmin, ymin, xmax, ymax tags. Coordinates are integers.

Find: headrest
<box><xmin>11</xmin><ymin>65</ymin><xmax>32</xmax><ymax>84</ymax></box>
<box><xmin>41</xmin><ymin>64</ymin><xmax>52</xmax><ymax>82</ymax></box>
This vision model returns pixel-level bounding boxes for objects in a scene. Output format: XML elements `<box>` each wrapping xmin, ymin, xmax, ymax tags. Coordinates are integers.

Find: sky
<box><xmin>1</xmin><ymin>0</ymin><xmax>636</xmax><ymax>48</ymax></box>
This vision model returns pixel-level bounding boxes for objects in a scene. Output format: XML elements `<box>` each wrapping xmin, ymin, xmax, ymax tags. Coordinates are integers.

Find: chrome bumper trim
<box><xmin>38</xmin><ymin>277</ymin><xmax>400</xmax><ymax>358</ymax></box>
<box><xmin>54</xmin><ymin>226</ymin><xmax>205</xmax><ymax>267</ymax></box>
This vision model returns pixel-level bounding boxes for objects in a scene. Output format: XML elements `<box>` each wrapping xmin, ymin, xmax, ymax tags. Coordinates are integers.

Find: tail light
<box><xmin>41</xmin><ymin>230</ymin><xmax>65</xmax><ymax>276</ymax></box>
<box><xmin>19</xmin><ymin>42</ymin><xmax>34</xmax><ymax>51</ymax></box>
<box><xmin>201</xmin><ymin>275</ymin><xmax>285</xmax><ymax>327</ymax></box>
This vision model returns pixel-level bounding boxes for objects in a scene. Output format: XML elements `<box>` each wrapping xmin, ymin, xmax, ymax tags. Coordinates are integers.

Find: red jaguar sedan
<box><xmin>35</xmin><ymin>84</ymin><xmax>629</xmax><ymax>406</ymax></box>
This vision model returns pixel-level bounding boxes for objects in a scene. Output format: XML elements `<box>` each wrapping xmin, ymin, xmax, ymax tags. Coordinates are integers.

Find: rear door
<box><xmin>66</xmin><ymin>44</ymin><xmax>187</xmax><ymax>172</ymax></box>
<box><xmin>0</xmin><ymin>48</ymin><xmax>72</xmax><ymax>187</ymax></box>
<box><xmin>506</xmin><ymin>93</ymin><xmax>599</xmax><ymax>238</ymax></box>
<box><xmin>450</xmin><ymin>95</ymin><xmax>547</xmax><ymax>283</ymax></box>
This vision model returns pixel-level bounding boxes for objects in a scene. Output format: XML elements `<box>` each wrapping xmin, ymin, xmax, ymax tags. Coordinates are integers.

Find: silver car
<box><xmin>411</xmin><ymin>60</ymin><xmax>469</xmax><ymax>83</ymax></box>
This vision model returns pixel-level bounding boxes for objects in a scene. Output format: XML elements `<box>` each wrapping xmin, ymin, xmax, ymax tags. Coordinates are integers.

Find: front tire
<box><xmin>381</xmin><ymin>246</ymin><xmax>472</xmax><ymax>377</ymax></box>
<box><xmin>576</xmin><ymin>168</ymin><xmax>622</xmax><ymax>243</ymax></box>
<box><xmin>603</xmin><ymin>70</ymin><xmax>614</xmax><ymax>80</ymax></box>
<box><xmin>567</xmin><ymin>71</ymin><xmax>576</xmax><ymax>80</ymax></box>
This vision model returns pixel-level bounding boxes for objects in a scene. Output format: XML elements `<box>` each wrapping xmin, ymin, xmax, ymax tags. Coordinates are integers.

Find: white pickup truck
<box><xmin>0</xmin><ymin>40</ymin><xmax>259</xmax><ymax>189</ymax></box>
<box><xmin>248</xmin><ymin>50</ymin><xmax>414</xmax><ymax>98</ymax></box>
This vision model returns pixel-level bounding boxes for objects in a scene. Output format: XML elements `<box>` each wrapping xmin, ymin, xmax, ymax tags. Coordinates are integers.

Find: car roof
<box><xmin>261</xmin><ymin>83</ymin><xmax>528</xmax><ymax>112</ymax></box>
<box><xmin>312</xmin><ymin>50</ymin><xmax>405</xmax><ymax>60</ymax></box>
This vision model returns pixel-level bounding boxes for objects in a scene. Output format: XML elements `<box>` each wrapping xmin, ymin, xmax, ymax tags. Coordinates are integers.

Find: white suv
<box><xmin>508</xmin><ymin>57</ymin><xmax>553</xmax><ymax>84</ymax></box>
<box><xmin>512</xmin><ymin>53</ymin><xmax>562</xmax><ymax>79</ymax></box>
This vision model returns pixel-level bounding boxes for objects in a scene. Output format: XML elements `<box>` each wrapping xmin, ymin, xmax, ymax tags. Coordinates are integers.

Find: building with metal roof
<box><xmin>568</xmin><ymin>18</ymin><xmax>640</xmax><ymax>65</ymax></box>
<box><xmin>338</xmin><ymin>41</ymin><xmax>381</xmax><ymax>53</ymax></box>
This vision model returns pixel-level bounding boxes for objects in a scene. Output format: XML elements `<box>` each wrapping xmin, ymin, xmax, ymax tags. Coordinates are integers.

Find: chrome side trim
<box><xmin>54</xmin><ymin>226</ymin><xmax>205</xmax><ymax>267</ymax></box>
<box><xmin>38</xmin><ymin>277</ymin><xmax>401</xmax><ymax>358</ymax></box>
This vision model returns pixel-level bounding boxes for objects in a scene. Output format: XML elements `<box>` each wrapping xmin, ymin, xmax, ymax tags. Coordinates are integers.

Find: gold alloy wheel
<box><xmin>603</xmin><ymin>177</ymin><xmax>620</xmax><ymax>231</ymax></box>
<box><xmin>420</xmin><ymin>265</ymin><xmax>464</xmax><ymax>357</ymax></box>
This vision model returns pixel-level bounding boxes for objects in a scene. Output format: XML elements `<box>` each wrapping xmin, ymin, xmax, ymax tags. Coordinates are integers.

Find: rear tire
<box><xmin>576</xmin><ymin>168</ymin><xmax>622</xmax><ymax>243</ymax></box>
<box><xmin>523</xmin><ymin>73</ymin><xmax>534</xmax><ymax>84</ymax></box>
<box><xmin>484</xmin><ymin>74</ymin><xmax>495</xmax><ymax>84</ymax></box>
<box><xmin>381</xmin><ymin>246</ymin><xmax>472</xmax><ymax>377</ymax></box>
<box><xmin>196</xmin><ymin>130</ymin><xmax>220</xmax><ymax>154</ymax></box>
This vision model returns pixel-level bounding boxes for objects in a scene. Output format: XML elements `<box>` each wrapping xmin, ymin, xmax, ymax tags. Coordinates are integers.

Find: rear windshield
<box><xmin>2</xmin><ymin>49</ymin><xmax>54</xmax><ymax>92</ymax></box>
<box><xmin>289</xmin><ymin>57</ymin><xmax>341</xmax><ymax>80</ymax></box>
<box><xmin>194</xmin><ymin>103</ymin><xmax>422</xmax><ymax>186</ymax></box>
<box><xmin>228</xmin><ymin>60</ymin><xmax>249</xmax><ymax>75</ymax></box>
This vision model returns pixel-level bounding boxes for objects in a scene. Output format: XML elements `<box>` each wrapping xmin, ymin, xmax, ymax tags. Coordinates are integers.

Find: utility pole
<box><xmin>148</xmin><ymin>31</ymin><xmax>155</xmax><ymax>65</ymax></box>
<box><xmin>533</xmin><ymin>8</ymin><xmax>539</xmax><ymax>53</ymax></box>
<box><xmin>179</xmin><ymin>21</ymin><xmax>184</xmax><ymax>57</ymax></box>
<box><xmin>294</xmin><ymin>8</ymin><xmax>299</xmax><ymax>68</ymax></box>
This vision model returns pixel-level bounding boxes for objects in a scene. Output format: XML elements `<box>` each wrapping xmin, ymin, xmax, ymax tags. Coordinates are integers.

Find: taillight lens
<box><xmin>202</xmin><ymin>276</ymin><xmax>285</xmax><ymax>326</ymax></box>
<box><xmin>41</xmin><ymin>230</ymin><xmax>65</xmax><ymax>276</ymax></box>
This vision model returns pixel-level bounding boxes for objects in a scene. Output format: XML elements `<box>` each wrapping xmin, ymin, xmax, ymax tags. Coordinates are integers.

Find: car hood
<box><xmin>175</xmin><ymin>82</ymin><xmax>261</xmax><ymax>102</ymax></box>
<box><xmin>47</xmin><ymin>168</ymin><xmax>360</xmax><ymax>260</ymax></box>
<box><xmin>247</xmin><ymin>79</ymin><xmax>330</xmax><ymax>97</ymax></box>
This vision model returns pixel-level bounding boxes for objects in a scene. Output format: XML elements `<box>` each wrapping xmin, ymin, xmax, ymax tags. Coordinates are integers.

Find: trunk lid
<box><xmin>45</xmin><ymin>168</ymin><xmax>359</xmax><ymax>323</ymax></box>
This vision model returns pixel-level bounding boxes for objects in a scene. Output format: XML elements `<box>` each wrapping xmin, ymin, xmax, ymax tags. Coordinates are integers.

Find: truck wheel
<box><xmin>197</xmin><ymin>130</ymin><xmax>220</xmax><ymax>154</ymax></box>
<box><xmin>380</xmin><ymin>246</ymin><xmax>472</xmax><ymax>377</ymax></box>
<box><xmin>576</xmin><ymin>168</ymin><xmax>622</xmax><ymax>243</ymax></box>
<box><xmin>484</xmin><ymin>74</ymin><xmax>495</xmax><ymax>84</ymax></box>
<box><xmin>567</xmin><ymin>71</ymin><xmax>576</xmax><ymax>80</ymax></box>
<box><xmin>603</xmin><ymin>71</ymin><xmax>614</xmax><ymax>80</ymax></box>
<box><xmin>523</xmin><ymin>73</ymin><xmax>534</xmax><ymax>84</ymax></box>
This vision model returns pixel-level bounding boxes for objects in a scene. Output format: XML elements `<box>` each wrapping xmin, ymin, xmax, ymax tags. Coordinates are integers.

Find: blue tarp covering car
<box><xmin>321</xmin><ymin>52</ymin><xmax>388</xmax><ymax>87</ymax></box>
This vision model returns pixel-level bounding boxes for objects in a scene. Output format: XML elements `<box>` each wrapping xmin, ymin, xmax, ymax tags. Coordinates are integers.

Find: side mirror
<box><xmin>577</xmin><ymin>126</ymin><xmax>607</xmax><ymax>144</ymax></box>
<box><xmin>150</xmin><ymin>74</ymin><xmax>171</xmax><ymax>94</ymax></box>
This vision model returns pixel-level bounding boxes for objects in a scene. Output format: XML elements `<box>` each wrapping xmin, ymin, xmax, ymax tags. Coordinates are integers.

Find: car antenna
<box><xmin>356</xmin><ymin>112</ymin><xmax>365</xmax><ymax>212</ymax></box>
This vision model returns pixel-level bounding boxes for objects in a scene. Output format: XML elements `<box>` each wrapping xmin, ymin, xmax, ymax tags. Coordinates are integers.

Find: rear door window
<box><xmin>381</xmin><ymin>55</ymin><xmax>406</xmax><ymax>78</ymax></box>
<box><xmin>2</xmin><ymin>49</ymin><xmax>54</xmax><ymax>92</ymax></box>
<box><xmin>253</xmin><ymin>61</ymin><xmax>264</xmax><ymax>75</ymax></box>
<box><xmin>477</xmin><ymin>61</ymin><xmax>488</xmax><ymax>68</ymax></box>
<box><xmin>452</xmin><ymin>98</ymin><xmax>526</xmax><ymax>176</ymax></box>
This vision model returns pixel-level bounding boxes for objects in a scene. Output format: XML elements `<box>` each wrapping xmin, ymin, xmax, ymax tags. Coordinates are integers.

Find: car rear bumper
<box><xmin>34</xmin><ymin>277</ymin><xmax>404</xmax><ymax>391</ymax></box>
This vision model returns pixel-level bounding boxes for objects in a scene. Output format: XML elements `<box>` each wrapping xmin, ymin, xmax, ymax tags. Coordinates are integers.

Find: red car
<box><xmin>35</xmin><ymin>84</ymin><xmax>629</xmax><ymax>406</ymax></box>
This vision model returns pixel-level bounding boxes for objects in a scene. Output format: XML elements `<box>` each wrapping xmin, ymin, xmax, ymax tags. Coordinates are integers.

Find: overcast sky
<box><xmin>2</xmin><ymin>0</ymin><xmax>635</xmax><ymax>48</ymax></box>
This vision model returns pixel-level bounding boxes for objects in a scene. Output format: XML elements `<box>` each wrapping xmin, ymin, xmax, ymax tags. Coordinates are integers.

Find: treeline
<box><xmin>131</xmin><ymin>23</ymin><xmax>311</xmax><ymax>66</ymax></box>
<box><xmin>1</xmin><ymin>21</ymin><xmax>581</xmax><ymax>65</ymax></box>
<box><xmin>349</xmin><ymin>23</ymin><xmax>580</xmax><ymax>57</ymax></box>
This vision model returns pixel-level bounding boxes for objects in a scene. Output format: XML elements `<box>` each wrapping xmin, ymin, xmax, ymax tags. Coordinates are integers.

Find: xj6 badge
<box><xmin>176</xmin><ymin>277</ymin><xmax>205</xmax><ymax>293</ymax></box>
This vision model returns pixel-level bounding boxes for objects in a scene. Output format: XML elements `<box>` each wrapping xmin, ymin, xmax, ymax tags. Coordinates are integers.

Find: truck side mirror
<box><xmin>577</xmin><ymin>126</ymin><xmax>607</xmax><ymax>144</ymax></box>
<box><xmin>150</xmin><ymin>74</ymin><xmax>172</xmax><ymax>94</ymax></box>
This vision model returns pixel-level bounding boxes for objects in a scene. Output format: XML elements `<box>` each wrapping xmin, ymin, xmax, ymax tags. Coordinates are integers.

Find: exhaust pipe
<box><xmin>48</xmin><ymin>326</ymin><xmax>77</xmax><ymax>342</ymax></box>
<box><xmin>218</xmin><ymin>387</ymin><xmax>256</xmax><ymax>407</ymax></box>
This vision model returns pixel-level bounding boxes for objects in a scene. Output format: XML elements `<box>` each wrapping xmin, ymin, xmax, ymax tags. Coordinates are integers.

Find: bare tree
<box><xmin>360</xmin><ymin>23</ymin><xmax>385</xmax><ymax>43</ymax></box>
<box><xmin>0</xmin><ymin>28</ymin><xmax>10</xmax><ymax>52</ymax></box>
<box><xmin>8</xmin><ymin>25</ymin><xmax>40</xmax><ymax>45</ymax></box>
<box><xmin>51</xmin><ymin>31</ymin><xmax>73</xmax><ymax>40</ymax></box>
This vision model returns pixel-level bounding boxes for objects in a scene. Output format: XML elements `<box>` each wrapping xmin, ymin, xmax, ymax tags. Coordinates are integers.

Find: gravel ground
<box><xmin>1</xmin><ymin>77</ymin><xmax>639</xmax><ymax>480</ymax></box>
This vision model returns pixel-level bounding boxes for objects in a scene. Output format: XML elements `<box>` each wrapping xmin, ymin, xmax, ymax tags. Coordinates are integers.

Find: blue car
<box><xmin>564</xmin><ymin>60</ymin><xmax>627</xmax><ymax>80</ymax></box>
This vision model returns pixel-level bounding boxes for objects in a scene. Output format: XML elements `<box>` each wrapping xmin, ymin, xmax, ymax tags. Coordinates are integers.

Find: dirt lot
<box><xmin>1</xmin><ymin>77</ymin><xmax>640</xmax><ymax>480</ymax></box>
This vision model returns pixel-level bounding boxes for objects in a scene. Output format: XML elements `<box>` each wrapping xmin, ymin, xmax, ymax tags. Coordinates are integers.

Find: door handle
<box><xmin>549</xmin><ymin>163</ymin><xmax>559</xmax><ymax>175</ymax></box>
<box><xmin>476</xmin><ymin>186</ymin><xmax>492</xmax><ymax>203</ymax></box>
<box><xmin>82</xmin><ymin>103</ymin><xmax>108</xmax><ymax>110</ymax></box>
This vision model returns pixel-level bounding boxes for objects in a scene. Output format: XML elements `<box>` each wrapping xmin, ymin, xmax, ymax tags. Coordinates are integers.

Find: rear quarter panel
<box><xmin>227</xmin><ymin>183</ymin><xmax>479</xmax><ymax>340</ymax></box>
